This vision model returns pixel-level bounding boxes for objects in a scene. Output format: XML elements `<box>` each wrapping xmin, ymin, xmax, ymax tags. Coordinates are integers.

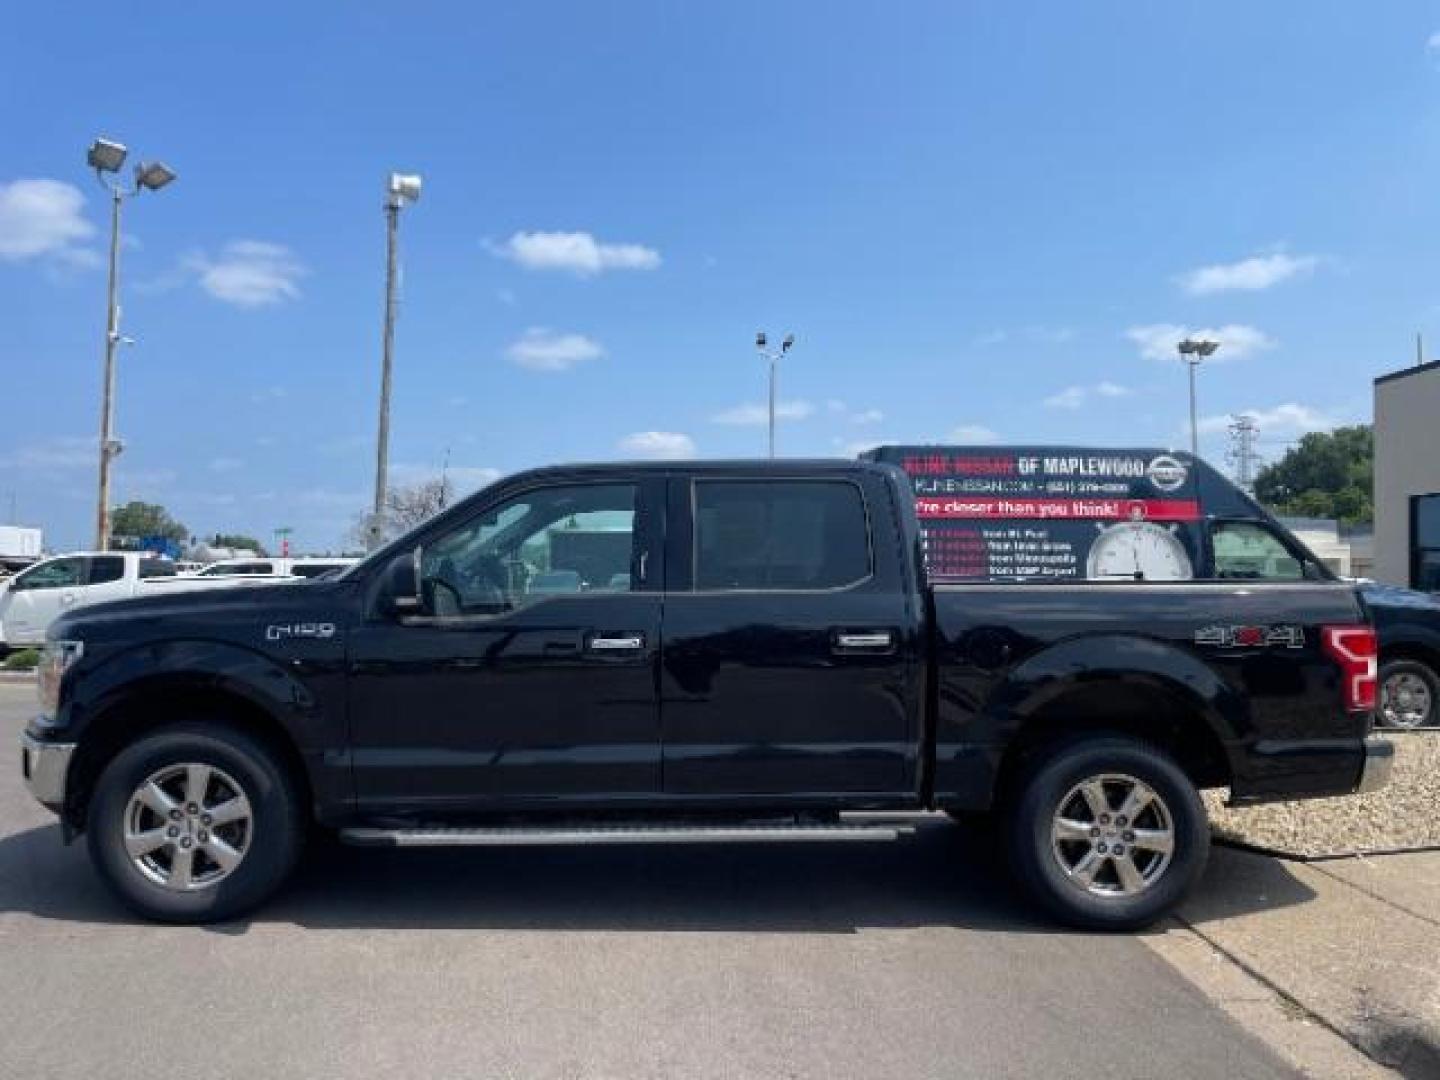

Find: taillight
<box><xmin>1321</xmin><ymin>625</ymin><xmax>1377</xmax><ymax>712</ymax></box>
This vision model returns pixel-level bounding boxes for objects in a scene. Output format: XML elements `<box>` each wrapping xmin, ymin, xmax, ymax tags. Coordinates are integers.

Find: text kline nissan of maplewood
<box><xmin>21</xmin><ymin>448</ymin><xmax>1391</xmax><ymax>929</ymax></box>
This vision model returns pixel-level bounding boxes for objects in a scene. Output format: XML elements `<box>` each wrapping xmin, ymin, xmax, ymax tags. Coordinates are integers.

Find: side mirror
<box><xmin>383</xmin><ymin>549</ymin><xmax>421</xmax><ymax>614</ymax></box>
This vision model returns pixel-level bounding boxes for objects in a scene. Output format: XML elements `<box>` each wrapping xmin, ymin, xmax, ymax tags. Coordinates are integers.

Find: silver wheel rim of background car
<box><xmin>1381</xmin><ymin>671</ymin><xmax>1433</xmax><ymax>728</ymax></box>
<box><xmin>123</xmin><ymin>763</ymin><xmax>253</xmax><ymax>892</ymax></box>
<box><xmin>1050</xmin><ymin>773</ymin><xmax>1175</xmax><ymax>898</ymax></box>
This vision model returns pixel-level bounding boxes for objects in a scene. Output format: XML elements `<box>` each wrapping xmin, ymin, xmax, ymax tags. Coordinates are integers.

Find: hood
<box><xmin>51</xmin><ymin>578</ymin><xmax>354</xmax><ymax>644</ymax></box>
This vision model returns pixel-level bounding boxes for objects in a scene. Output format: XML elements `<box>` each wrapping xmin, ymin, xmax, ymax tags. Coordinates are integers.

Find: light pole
<box><xmin>1176</xmin><ymin>337</ymin><xmax>1219</xmax><ymax>460</ymax></box>
<box><xmin>87</xmin><ymin>137</ymin><xmax>176</xmax><ymax>550</ymax></box>
<box><xmin>754</xmin><ymin>331</ymin><xmax>796</xmax><ymax>458</ymax></box>
<box><xmin>369</xmin><ymin>172</ymin><xmax>422</xmax><ymax>551</ymax></box>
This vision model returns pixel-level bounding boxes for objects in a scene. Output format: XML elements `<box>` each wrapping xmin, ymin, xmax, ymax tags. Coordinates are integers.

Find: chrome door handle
<box><xmin>588</xmin><ymin>634</ymin><xmax>645</xmax><ymax>651</ymax></box>
<box><xmin>834</xmin><ymin>631</ymin><xmax>894</xmax><ymax>651</ymax></box>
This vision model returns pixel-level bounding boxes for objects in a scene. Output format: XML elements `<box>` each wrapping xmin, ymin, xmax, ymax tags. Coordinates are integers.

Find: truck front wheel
<box><xmin>86</xmin><ymin>724</ymin><xmax>304</xmax><ymax>924</ymax></box>
<box><xmin>1007</xmin><ymin>735</ymin><xmax>1209</xmax><ymax>931</ymax></box>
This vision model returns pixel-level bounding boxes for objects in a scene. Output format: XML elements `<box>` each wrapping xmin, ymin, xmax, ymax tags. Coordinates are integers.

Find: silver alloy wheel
<box><xmin>1381</xmin><ymin>671</ymin><xmax>1433</xmax><ymax>729</ymax></box>
<box><xmin>123</xmin><ymin>763</ymin><xmax>253</xmax><ymax>892</ymax></box>
<box><xmin>1050</xmin><ymin>773</ymin><xmax>1175</xmax><ymax>898</ymax></box>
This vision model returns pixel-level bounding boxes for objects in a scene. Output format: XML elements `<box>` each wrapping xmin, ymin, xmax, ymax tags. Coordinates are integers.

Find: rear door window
<box><xmin>692</xmin><ymin>480</ymin><xmax>871</xmax><ymax>591</ymax></box>
<box><xmin>86</xmin><ymin>555</ymin><xmax>126</xmax><ymax>585</ymax></box>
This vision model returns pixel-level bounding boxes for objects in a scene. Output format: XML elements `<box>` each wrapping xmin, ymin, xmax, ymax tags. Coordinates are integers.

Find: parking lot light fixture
<box><xmin>755</xmin><ymin>331</ymin><xmax>797</xmax><ymax>458</ymax></box>
<box><xmin>134</xmin><ymin>161</ymin><xmax>177</xmax><ymax>191</ymax></box>
<box><xmin>370</xmin><ymin>172</ymin><xmax>424</xmax><ymax>551</ymax></box>
<box><xmin>87</xmin><ymin>138</ymin><xmax>127</xmax><ymax>173</ymax></box>
<box><xmin>1176</xmin><ymin>338</ymin><xmax>1220</xmax><ymax>461</ymax></box>
<box><xmin>86</xmin><ymin>135</ymin><xmax>175</xmax><ymax>551</ymax></box>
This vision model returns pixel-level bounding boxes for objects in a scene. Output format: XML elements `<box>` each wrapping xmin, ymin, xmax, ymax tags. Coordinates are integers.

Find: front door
<box><xmin>348</xmin><ymin>476</ymin><xmax>666</xmax><ymax>813</ymax></box>
<box><xmin>659</xmin><ymin>473</ymin><xmax>922</xmax><ymax>797</ymax></box>
<box><xmin>1</xmin><ymin>556</ymin><xmax>85</xmax><ymax>645</ymax></box>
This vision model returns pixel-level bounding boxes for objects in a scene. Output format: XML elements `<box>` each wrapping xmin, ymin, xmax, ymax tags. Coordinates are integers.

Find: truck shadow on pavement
<box><xmin>0</xmin><ymin>819</ymin><xmax>1318</xmax><ymax>934</ymax></box>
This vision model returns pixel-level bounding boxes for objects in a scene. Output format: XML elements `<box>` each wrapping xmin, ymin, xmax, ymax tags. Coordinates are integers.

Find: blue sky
<box><xmin>3</xmin><ymin>2</ymin><xmax>1439</xmax><ymax>551</ymax></box>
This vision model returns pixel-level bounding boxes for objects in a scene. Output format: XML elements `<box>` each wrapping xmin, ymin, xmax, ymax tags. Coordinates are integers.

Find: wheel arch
<box><xmin>980</xmin><ymin>634</ymin><xmax>1241</xmax><ymax>810</ymax></box>
<box><xmin>64</xmin><ymin>675</ymin><xmax>313</xmax><ymax>836</ymax></box>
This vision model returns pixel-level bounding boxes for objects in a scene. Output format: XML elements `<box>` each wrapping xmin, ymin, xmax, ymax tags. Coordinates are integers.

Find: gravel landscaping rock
<box><xmin>1204</xmin><ymin>732</ymin><xmax>1440</xmax><ymax>857</ymax></box>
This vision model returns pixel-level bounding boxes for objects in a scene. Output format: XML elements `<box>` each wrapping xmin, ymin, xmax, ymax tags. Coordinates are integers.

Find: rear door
<box><xmin>83</xmin><ymin>554</ymin><xmax>137</xmax><ymax>605</ymax></box>
<box><xmin>659</xmin><ymin>470</ymin><xmax>923</xmax><ymax>797</ymax></box>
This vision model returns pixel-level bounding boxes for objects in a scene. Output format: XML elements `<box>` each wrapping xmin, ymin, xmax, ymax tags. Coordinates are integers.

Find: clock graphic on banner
<box><xmin>1085</xmin><ymin>506</ymin><xmax>1194</xmax><ymax>581</ymax></box>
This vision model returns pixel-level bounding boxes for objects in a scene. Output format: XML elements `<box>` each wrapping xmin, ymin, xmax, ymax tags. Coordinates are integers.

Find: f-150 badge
<box><xmin>266</xmin><ymin>623</ymin><xmax>336</xmax><ymax>642</ymax></box>
<box><xmin>1195</xmin><ymin>624</ymin><xmax>1304</xmax><ymax>649</ymax></box>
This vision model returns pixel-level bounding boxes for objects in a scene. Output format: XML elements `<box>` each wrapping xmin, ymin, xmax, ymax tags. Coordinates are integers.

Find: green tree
<box><xmin>109</xmin><ymin>501</ymin><xmax>188</xmax><ymax>545</ymax></box>
<box><xmin>212</xmin><ymin>533</ymin><xmax>266</xmax><ymax>555</ymax></box>
<box><xmin>1253</xmin><ymin>425</ymin><xmax>1373</xmax><ymax>526</ymax></box>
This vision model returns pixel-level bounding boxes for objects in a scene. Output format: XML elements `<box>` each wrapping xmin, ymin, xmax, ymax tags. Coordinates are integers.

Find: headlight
<box><xmin>37</xmin><ymin>640</ymin><xmax>83</xmax><ymax>715</ymax></box>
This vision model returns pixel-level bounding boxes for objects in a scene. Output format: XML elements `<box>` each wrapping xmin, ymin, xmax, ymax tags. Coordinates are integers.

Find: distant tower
<box><xmin>1227</xmin><ymin>414</ymin><xmax>1261</xmax><ymax>493</ymax></box>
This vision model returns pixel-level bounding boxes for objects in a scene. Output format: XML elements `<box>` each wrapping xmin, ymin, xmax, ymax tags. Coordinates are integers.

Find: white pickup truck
<box><xmin>0</xmin><ymin>552</ymin><xmax>288</xmax><ymax>650</ymax></box>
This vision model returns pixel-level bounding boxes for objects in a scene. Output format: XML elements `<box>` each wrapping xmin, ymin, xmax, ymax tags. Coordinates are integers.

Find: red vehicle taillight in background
<box><xmin>1321</xmin><ymin>625</ymin><xmax>1378</xmax><ymax>712</ymax></box>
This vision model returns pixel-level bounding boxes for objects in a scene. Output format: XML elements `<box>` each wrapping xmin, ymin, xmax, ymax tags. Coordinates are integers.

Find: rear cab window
<box><xmin>85</xmin><ymin>555</ymin><xmax>126</xmax><ymax>585</ymax></box>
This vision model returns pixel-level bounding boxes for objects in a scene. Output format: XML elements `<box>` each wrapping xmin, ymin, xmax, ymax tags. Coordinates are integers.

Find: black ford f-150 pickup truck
<box><xmin>21</xmin><ymin>457</ymin><xmax>1391</xmax><ymax>928</ymax></box>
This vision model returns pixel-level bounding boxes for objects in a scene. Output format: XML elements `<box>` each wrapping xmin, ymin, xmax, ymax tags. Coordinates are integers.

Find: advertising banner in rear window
<box><xmin>868</xmin><ymin>446</ymin><xmax>1202</xmax><ymax>582</ymax></box>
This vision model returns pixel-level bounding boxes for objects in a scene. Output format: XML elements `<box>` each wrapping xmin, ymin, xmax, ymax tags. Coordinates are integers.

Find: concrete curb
<box><xmin>1214</xmin><ymin>834</ymin><xmax>1440</xmax><ymax>863</ymax></box>
<box><xmin>0</xmin><ymin>672</ymin><xmax>36</xmax><ymax>683</ymax></box>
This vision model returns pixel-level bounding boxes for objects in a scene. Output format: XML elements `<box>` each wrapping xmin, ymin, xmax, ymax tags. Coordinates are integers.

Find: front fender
<box><xmin>63</xmin><ymin>639</ymin><xmax>320</xmax><ymax>742</ymax></box>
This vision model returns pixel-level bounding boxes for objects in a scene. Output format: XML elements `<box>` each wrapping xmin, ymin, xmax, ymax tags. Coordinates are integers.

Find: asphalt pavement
<box><xmin>0</xmin><ymin>683</ymin><xmax>1303</xmax><ymax>1080</ymax></box>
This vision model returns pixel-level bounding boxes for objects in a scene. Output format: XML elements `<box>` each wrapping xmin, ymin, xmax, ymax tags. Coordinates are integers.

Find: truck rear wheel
<box><xmin>86</xmin><ymin>724</ymin><xmax>304</xmax><ymax>924</ymax></box>
<box><xmin>1006</xmin><ymin>735</ymin><xmax>1209</xmax><ymax>931</ymax></box>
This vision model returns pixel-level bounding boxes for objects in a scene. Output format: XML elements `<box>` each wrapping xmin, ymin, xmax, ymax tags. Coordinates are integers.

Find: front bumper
<box><xmin>1357</xmin><ymin>736</ymin><xmax>1394</xmax><ymax>794</ymax></box>
<box><xmin>20</xmin><ymin>732</ymin><xmax>75</xmax><ymax>812</ymax></box>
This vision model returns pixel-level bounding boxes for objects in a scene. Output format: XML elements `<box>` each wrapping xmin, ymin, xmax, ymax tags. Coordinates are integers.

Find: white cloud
<box><xmin>711</xmin><ymin>400</ymin><xmax>815</xmax><ymax>425</ymax></box>
<box><xmin>850</xmin><ymin>408</ymin><xmax>885</xmax><ymax>425</ymax></box>
<box><xmin>496</xmin><ymin>288</ymin><xmax>517</xmax><ymax>306</ymax></box>
<box><xmin>1197</xmin><ymin>403</ymin><xmax>1339</xmax><ymax>436</ymax></box>
<box><xmin>209</xmin><ymin>457</ymin><xmax>244</xmax><ymax>472</ymax></box>
<box><xmin>488</xmin><ymin>230</ymin><xmax>661</xmax><ymax>276</ymax></box>
<box><xmin>392</xmin><ymin>461</ymin><xmax>502</xmax><ymax>494</ymax></box>
<box><xmin>186</xmin><ymin>241</ymin><xmax>306</xmax><ymax>307</ymax></box>
<box><xmin>0</xmin><ymin>435</ymin><xmax>94</xmax><ymax>470</ymax></box>
<box><xmin>1125</xmin><ymin>323</ymin><xmax>1275</xmax><ymax>361</ymax></box>
<box><xmin>618</xmin><ymin>431</ymin><xmax>696</xmax><ymax>459</ymax></box>
<box><xmin>1428</xmin><ymin>30</ymin><xmax>1440</xmax><ymax>60</ymax></box>
<box><xmin>506</xmin><ymin>327</ymin><xmax>605</xmax><ymax>372</ymax></box>
<box><xmin>0</xmin><ymin>179</ymin><xmax>96</xmax><ymax>265</ymax></box>
<box><xmin>1043</xmin><ymin>381</ymin><xmax>1133</xmax><ymax>409</ymax></box>
<box><xmin>974</xmin><ymin>329</ymin><xmax>1008</xmax><ymax>346</ymax></box>
<box><xmin>837</xmin><ymin>438</ymin><xmax>892</xmax><ymax>458</ymax></box>
<box><xmin>1043</xmin><ymin>386</ymin><xmax>1087</xmax><ymax>410</ymax></box>
<box><xmin>949</xmin><ymin>424</ymin><xmax>1000</xmax><ymax>443</ymax></box>
<box><xmin>1177</xmin><ymin>252</ymin><xmax>1319</xmax><ymax>295</ymax></box>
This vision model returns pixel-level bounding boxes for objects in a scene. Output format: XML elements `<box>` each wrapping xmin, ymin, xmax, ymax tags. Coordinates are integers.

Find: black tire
<box><xmin>86</xmin><ymin>724</ymin><xmax>304</xmax><ymax>924</ymax></box>
<box><xmin>1377</xmin><ymin>659</ymin><xmax>1438</xmax><ymax>729</ymax></box>
<box><xmin>1006</xmin><ymin>735</ymin><xmax>1209</xmax><ymax>931</ymax></box>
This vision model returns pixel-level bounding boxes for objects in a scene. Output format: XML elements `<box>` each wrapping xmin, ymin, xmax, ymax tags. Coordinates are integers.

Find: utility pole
<box><xmin>1227</xmin><ymin>414</ymin><xmax>1261</xmax><ymax>493</ymax></box>
<box><xmin>369</xmin><ymin>172</ymin><xmax>422</xmax><ymax>551</ymax></box>
<box><xmin>85</xmin><ymin>137</ymin><xmax>176</xmax><ymax>550</ymax></box>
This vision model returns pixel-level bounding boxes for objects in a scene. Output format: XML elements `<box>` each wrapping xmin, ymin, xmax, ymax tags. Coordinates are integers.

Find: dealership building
<box><xmin>1374</xmin><ymin>360</ymin><xmax>1440</xmax><ymax>589</ymax></box>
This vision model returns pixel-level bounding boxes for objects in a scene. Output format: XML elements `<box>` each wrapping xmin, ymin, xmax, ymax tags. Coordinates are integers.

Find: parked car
<box><xmin>20</xmin><ymin>457</ymin><xmax>1388</xmax><ymax>928</ymax></box>
<box><xmin>193</xmin><ymin>556</ymin><xmax>359</xmax><ymax>579</ymax></box>
<box><xmin>0</xmin><ymin>551</ymin><xmax>293</xmax><ymax>650</ymax></box>
<box><xmin>1359</xmin><ymin>583</ymin><xmax>1440</xmax><ymax>729</ymax></box>
<box><xmin>0</xmin><ymin>553</ymin><xmax>178</xmax><ymax>649</ymax></box>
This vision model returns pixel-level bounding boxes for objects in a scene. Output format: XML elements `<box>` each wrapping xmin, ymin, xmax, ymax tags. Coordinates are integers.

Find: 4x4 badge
<box><xmin>1195</xmin><ymin>624</ymin><xmax>1304</xmax><ymax>649</ymax></box>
